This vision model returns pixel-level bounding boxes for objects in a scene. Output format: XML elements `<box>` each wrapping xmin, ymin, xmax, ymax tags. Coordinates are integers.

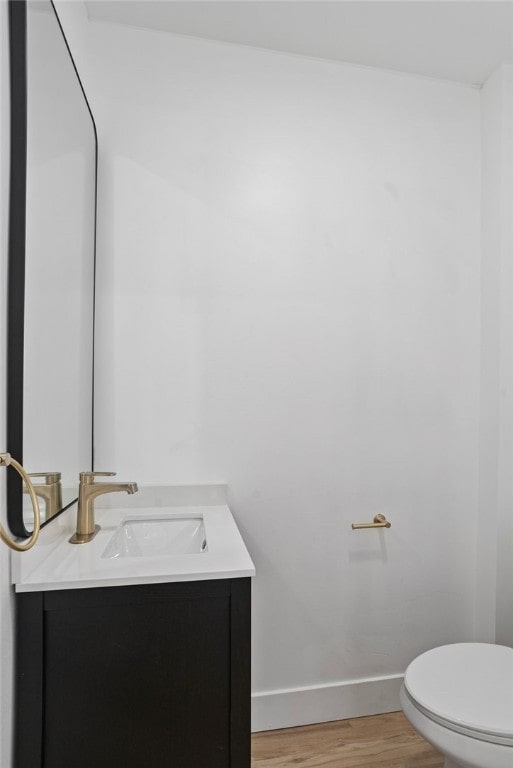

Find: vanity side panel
<box><xmin>230</xmin><ymin>578</ymin><xmax>251</xmax><ymax>768</ymax></box>
<box><xmin>15</xmin><ymin>592</ymin><xmax>44</xmax><ymax>768</ymax></box>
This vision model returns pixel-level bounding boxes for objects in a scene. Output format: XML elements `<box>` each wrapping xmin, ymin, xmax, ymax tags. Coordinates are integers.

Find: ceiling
<box><xmin>85</xmin><ymin>1</ymin><xmax>513</xmax><ymax>86</ymax></box>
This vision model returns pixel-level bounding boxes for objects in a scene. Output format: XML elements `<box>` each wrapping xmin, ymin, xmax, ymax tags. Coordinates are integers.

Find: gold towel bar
<box><xmin>352</xmin><ymin>514</ymin><xmax>391</xmax><ymax>530</ymax></box>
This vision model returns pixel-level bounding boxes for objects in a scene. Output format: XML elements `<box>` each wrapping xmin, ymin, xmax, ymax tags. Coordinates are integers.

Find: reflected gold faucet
<box><xmin>24</xmin><ymin>472</ymin><xmax>62</xmax><ymax>520</ymax></box>
<box><xmin>69</xmin><ymin>471</ymin><xmax>138</xmax><ymax>544</ymax></box>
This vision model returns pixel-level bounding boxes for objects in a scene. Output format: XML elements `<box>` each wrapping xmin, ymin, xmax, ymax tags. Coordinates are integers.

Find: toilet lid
<box><xmin>404</xmin><ymin>643</ymin><xmax>513</xmax><ymax>743</ymax></box>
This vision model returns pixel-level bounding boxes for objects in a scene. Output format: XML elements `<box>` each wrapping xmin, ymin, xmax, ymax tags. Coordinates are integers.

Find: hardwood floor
<box><xmin>252</xmin><ymin>711</ymin><xmax>444</xmax><ymax>767</ymax></box>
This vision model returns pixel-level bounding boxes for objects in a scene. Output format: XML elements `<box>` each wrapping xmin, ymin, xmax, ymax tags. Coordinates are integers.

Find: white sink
<box><xmin>102</xmin><ymin>516</ymin><xmax>207</xmax><ymax>559</ymax></box>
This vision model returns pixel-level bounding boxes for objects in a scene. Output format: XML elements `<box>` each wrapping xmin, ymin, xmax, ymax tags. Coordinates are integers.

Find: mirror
<box><xmin>8</xmin><ymin>0</ymin><xmax>97</xmax><ymax>536</ymax></box>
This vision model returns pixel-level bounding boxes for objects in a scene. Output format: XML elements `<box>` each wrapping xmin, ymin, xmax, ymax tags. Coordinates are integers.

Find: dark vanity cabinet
<box><xmin>15</xmin><ymin>578</ymin><xmax>251</xmax><ymax>768</ymax></box>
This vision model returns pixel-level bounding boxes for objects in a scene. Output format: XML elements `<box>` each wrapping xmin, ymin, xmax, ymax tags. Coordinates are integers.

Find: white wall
<box><xmin>0</xmin><ymin>2</ymin><xmax>505</xmax><ymax>751</ymax></box>
<box><xmin>0</xmin><ymin>0</ymin><xmax>15</xmax><ymax>763</ymax></box>
<box><xmin>480</xmin><ymin>61</ymin><xmax>513</xmax><ymax>648</ymax></box>
<box><xmin>80</xmin><ymin>20</ymin><xmax>483</xmax><ymax>728</ymax></box>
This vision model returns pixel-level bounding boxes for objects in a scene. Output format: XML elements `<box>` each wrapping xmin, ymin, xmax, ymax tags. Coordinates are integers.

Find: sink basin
<box><xmin>102</xmin><ymin>517</ymin><xmax>207</xmax><ymax>559</ymax></box>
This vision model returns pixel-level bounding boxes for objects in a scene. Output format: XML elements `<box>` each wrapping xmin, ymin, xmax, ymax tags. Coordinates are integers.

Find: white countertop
<box><xmin>12</xmin><ymin>497</ymin><xmax>255</xmax><ymax>592</ymax></box>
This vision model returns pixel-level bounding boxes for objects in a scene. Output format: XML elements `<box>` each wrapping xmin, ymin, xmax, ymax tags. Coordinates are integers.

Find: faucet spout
<box><xmin>88</xmin><ymin>481</ymin><xmax>138</xmax><ymax>499</ymax></box>
<box><xmin>69</xmin><ymin>472</ymin><xmax>139</xmax><ymax>544</ymax></box>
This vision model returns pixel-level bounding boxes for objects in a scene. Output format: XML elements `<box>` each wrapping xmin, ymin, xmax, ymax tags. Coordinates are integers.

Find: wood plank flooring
<box><xmin>252</xmin><ymin>711</ymin><xmax>444</xmax><ymax>767</ymax></box>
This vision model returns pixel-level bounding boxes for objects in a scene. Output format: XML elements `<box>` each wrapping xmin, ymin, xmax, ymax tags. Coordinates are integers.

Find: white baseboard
<box><xmin>251</xmin><ymin>673</ymin><xmax>404</xmax><ymax>732</ymax></box>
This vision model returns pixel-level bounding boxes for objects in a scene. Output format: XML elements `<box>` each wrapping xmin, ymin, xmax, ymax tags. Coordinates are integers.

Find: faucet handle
<box><xmin>80</xmin><ymin>471</ymin><xmax>116</xmax><ymax>484</ymax></box>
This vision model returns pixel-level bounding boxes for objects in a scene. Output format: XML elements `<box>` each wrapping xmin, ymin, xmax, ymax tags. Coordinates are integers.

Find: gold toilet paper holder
<box><xmin>352</xmin><ymin>514</ymin><xmax>391</xmax><ymax>530</ymax></box>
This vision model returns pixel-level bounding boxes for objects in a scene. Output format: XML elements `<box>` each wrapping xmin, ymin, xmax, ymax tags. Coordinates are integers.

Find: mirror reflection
<box><xmin>21</xmin><ymin>0</ymin><xmax>96</xmax><ymax>525</ymax></box>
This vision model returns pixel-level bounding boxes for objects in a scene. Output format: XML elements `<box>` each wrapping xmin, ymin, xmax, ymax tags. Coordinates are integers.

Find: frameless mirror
<box><xmin>8</xmin><ymin>0</ymin><xmax>96</xmax><ymax>535</ymax></box>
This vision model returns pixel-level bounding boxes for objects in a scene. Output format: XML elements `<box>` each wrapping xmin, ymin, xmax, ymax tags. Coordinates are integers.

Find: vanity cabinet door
<box><xmin>15</xmin><ymin>579</ymin><xmax>251</xmax><ymax>768</ymax></box>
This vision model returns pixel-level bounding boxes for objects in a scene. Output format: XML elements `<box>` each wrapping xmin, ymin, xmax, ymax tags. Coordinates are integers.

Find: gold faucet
<box><xmin>69</xmin><ymin>471</ymin><xmax>138</xmax><ymax>544</ymax></box>
<box><xmin>24</xmin><ymin>472</ymin><xmax>62</xmax><ymax>520</ymax></box>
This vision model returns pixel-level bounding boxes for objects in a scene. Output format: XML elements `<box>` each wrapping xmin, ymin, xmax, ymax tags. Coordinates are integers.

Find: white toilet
<box><xmin>401</xmin><ymin>643</ymin><xmax>513</xmax><ymax>768</ymax></box>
